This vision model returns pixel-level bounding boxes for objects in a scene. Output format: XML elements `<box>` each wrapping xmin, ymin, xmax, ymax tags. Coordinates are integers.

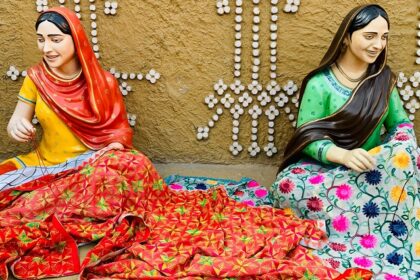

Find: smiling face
<box><xmin>344</xmin><ymin>16</ymin><xmax>389</xmax><ymax>66</ymax></box>
<box><xmin>37</xmin><ymin>20</ymin><xmax>79</xmax><ymax>77</ymax></box>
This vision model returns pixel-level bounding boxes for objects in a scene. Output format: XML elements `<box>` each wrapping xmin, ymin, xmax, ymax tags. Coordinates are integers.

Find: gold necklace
<box><xmin>335</xmin><ymin>62</ymin><xmax>366</xmax><ymax>83</ymax></box>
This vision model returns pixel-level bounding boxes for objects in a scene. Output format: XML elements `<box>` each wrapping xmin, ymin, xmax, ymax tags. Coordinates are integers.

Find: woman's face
<box><xmin>37</xmin><ymin>21</ymin><xmax>77</xmax><ymax>75</ymax></box>
<box><xmin>345</xmin><ymin>16</ymin><xmax>389</xmax><ymax>65</ymax></box>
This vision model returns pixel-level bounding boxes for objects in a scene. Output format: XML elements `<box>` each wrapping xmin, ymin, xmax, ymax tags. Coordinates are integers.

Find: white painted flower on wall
<box><xmin>216</xmin><ymin>0</ymin><xmax>230</xmax><ymax>15</ymax></box>
<box><xmin>274</xmin><ymin>93</ymin><xmax>288</xmax><ymax>108</ymax></box>
<box><xmin>214</xmin><ymin>79</ymin><xmax>228</xmax><ymax>95</ymax></box>
<box><xmin>238</xmin><ymin>92</ymin><xmax>253</xmax><ymax>107</ymax></box>
<box><xmin>221</xmin><ymin>94</ymin><xmax>235</xmax><ymax>108</ymax></box>
<box><xmin>204</xmin><ymin>94</ymin><xmax>219</xmax><ymax>109</ymax></box>
<box><xmin>247</xmin><ymin>81</ymin><xmax>263</xmax><ymax>95</ymax></box>
<box><xmin>230</xmin><ymin>79</ymin><xmax>245</xmax><ymax>95</ymax></box>
<box><xmin>257</xmin><ymin>91</ymin><xmax>271</xmax><ymax>106</ymax></box>
<box><xmin>283</xmin><ymin>80</ymin><xmax>298</xmax><ymax>96</ymax></box>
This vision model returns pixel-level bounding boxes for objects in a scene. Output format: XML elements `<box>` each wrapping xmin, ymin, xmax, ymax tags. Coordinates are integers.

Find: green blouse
<box><xmin>297</xmin><ymin>67</ymin><xmax>409</xmax><ymax>164</ymax></box>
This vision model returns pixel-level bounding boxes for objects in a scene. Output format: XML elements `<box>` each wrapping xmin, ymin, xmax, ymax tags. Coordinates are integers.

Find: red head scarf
<box><xmin>28</xmin><ymin>7</ymin><xmax>133</xmax><ymax>150</ymax></box>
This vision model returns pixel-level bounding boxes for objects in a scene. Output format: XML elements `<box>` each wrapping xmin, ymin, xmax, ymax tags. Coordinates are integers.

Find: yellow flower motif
<box><xmin>283</xmin><ymin>208</ymin><xmax>295</xmax><ymax>216</ymax></box>
<box><xmin>417</xmin><ymin>208</ymin><xmax>420</xmax><ymax>221</ymax></box>
<box><xmin>416</xmin><ymin>241</ymin><xmax>420</xmax><ymax>256</ymax></box>
<box><xmin>206</xmin><ymin>180</ymin><xmax>218</xmax><ymax>185</ymax></box>
<box><xmin>392</xmin><ymin>151</ymin><xmax>410</xmax><ymax>169</ymax></box>
<box><xmin>368</xmin><ymin>146</ymin><xmax>381</xmax><ymax>155</ymax></box>
<box><xmin>389</xmin><ymin>186</ymin><xmax>407</xmax><ymax>203</ymax></box>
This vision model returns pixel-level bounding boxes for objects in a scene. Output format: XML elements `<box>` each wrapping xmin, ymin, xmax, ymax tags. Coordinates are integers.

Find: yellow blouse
<box><xmin>5</xmin><ymin>76</ymin><xmax>88</xmax><ymax>168</ymax></box>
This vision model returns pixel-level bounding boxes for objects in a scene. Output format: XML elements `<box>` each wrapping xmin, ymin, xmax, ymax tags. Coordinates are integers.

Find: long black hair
<box><xmin>35</xmin><ymin>11</ymin><xmax>71</xmax><ymax>35</ymax></box>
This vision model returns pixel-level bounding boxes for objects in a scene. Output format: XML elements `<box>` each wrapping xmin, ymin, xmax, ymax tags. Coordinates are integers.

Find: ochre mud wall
<box><xmin>0</xmin><ymin>0</ymin><xmax>418</xmax><ymax>164</ymax></box>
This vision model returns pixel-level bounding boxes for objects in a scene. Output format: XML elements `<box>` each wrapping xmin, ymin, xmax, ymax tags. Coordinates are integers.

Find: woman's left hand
<box><xmin>107</xmin><ymin>142</ymin><xmax>124</xmax><ymax>150</ymax></box>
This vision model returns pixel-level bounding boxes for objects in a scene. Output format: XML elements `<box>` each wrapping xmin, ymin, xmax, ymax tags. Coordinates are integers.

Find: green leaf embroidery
<box><xmin>153</xmin><ymin>180</ymin><xmax>164</xmax><ymax>191</ymax></box>
<box><xmin>199</xmin><ymin>198</ymin><xmax>208</xmax><ymax>207</ymax></box>
<box><xmin>61</xmin><ymin>190</ymin><xmax>74</xmax><ymax>201</ymax></box>
<box><xmin>117</xmin><ymin>181</ymin><xmax>128</xmax><ymax>194</ymax></box>
<box><xmin>198</xmin><ymin>256</ymin><xmax>214</xmax><ymax>266</ymax></box>
<box><xmin>257</xmin><ymin>226</ymin><xmax>268</xmax><ymax>234</ymax></box>
<box><xmin>212</xmin><ymin>213</ymin><xmax>227</xmax><ymax>222</ymax></box>
<box><xmin>187</xmin><ymin>229</ymin><xmax>202</xmax><ymax>236</ymax></box>
<box><xmin>97</xmin><ymin>197</ymin><xmax>109</xmax><ymax>211</ymax></box>
<box><xmin>81</xmin><ymin>165</ymin><xmax>94</xmax><ymax>176</ymax></box>
<box><xmin>143</xmin><ymin>270</ymin><xmax>158</xmax><ymax>276</ymax></box>
<box><xmin>175</xmin><ymin>206</ymin><xmax>187</xmax><ymax>215</ymax></box>
<box><xmin>18</xmin><ymin>231</ymin><xmax>33</xmax><ymax>244</ymax></box>
<box><xmin>132</xmin><ymin>180</ymin><xmax>144</xmax><ymax>192</ymax></box>
<box><xmin>161</xmin><ymin>254</ymin><xmax>175</xmax><ymax>263</ymax></box>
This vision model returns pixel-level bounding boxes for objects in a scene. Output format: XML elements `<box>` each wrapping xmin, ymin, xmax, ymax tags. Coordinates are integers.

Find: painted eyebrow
<box><xmin>363</xmin><ymin>32</ymin><xmax>389</xmax><ymax>35</ymax></box>
<box><xmin>36</xmin><ymin>34</ymin><xmax>64</xmax><ymax>37</ymax></box>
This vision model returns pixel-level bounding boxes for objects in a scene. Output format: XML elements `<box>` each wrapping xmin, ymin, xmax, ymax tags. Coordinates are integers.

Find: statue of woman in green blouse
<box><xmin>271</xmin><ymin>4</ymin><xmax>419</xmax><ymax>279</ymax></box>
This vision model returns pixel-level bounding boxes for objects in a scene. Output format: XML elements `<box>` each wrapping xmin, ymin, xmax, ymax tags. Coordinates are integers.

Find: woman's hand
<box><xmin>7</xmin><ymin>118</ymin><xmax>36</xmax><ymax>143</ymax></box>
<box><xmin>106</xmin><ymin>142</ymin><xmax>124</xmax><ymax>150</ymax></box>
<box><xmin>327</xmin><ymin>145</ymin><xmax>376</xmax><ymax>172</ymax></box>
<box><xmin>7</xmin><ymin>100</ymin><xmax>36</xmax><ymax>143</ymax></box>
<box><xmin>341</xmin><ymin>148</ymin><xmax>376</xmax><ymax>172</ymax></box>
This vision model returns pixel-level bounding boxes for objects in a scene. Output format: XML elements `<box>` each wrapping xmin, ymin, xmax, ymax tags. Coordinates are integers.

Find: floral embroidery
<box><xmin>392</xmin><ymin>151</ymin><xmax>410</xmax><ymax>169</ymax></box>
<box><xmin>335</xmin><ymin>184</ymin><xmax>352</xmax><ymax>200</ymax></box>
<box><xmin>332</xmin><ymin>215</ymin><xmax>350</xmax><ymax>232</ymax></box>
<box><xmin>362</xmin><ymin>201</ymin><xmax>380</xmax><ymax>218</ymax></box>
<box><xmin>308</xmin><ymin>175</ymin><xmax>324</xmax><ymax>185</ymax></box>
<box><xmin>279</xmin><ymin>179</ymin><xmax>295</xmax><ymax>193</ymax></box>
<box><xmin>359</xmin><ymin>234</ymin><xmax>377</xmax><ymax>249</ymax></box>
<box><xmin>307</xmin><ymin>197</ymin><xmax>323</xmax><ymax>212</ymax></box>
<box><xmin>353</xmin><ymin>257</ymin><xmax>373</xmax><ymax>268</ymax></box>
<box><xmin>271</xmin><ymin>124</ymin><xmax>419</xmax><ymax>279</ymax></box>
<box><xmin>389</xmin><ymin>186</ymin><xmax>407</xmax><ymax>203</ymax></box>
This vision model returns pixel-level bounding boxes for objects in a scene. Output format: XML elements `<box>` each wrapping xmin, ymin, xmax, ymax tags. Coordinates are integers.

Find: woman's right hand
<box><xmin>327</xmin><ymin>145</ymin><xmax>376</xmax><ymax>172</ymax></box>
<box><xmin>341</xmin><ymin>148</ymin><xmax>376</xmax><ymax>172</ymax></box>
<box><xmin>8</xmin><ymin>118</ymin><xmax>36</xmax><ymax>143</ymax></box>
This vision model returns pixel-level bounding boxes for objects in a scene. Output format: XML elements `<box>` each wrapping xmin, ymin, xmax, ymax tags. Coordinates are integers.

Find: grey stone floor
<box><xmin>9</xmin><ymin>163</ymin><xmax>279</xmax><ymax>280</ymax></box>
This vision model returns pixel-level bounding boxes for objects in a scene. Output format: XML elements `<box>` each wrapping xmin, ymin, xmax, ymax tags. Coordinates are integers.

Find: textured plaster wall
<box><xmin>0</xmin><ymin>0</ymin><xmax>419</xmax><ymax>164</ymax></box>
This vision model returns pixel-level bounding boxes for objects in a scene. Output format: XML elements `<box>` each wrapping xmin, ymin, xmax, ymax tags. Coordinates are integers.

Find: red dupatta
<box><xmin>28</xmin><ymin>7</ymin><xmax>133</xmax><ymax>150</ymax></box>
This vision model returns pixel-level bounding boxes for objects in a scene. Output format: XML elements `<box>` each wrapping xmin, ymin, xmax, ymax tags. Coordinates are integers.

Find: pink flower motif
<box><xmin>242</xmin><ymin>200</ymin><xmax>255</xmax><ymax>207</ymax></box>
<box><xmin>255</xmin><ymin>189</ymin><xmax>268</xmax><ymax>198</ymax></box>
<box><xmin>359</xmin><ymin>234</ymin><xmax>377</xmax><ymax>249</ymax></box>
<box><xmin>247</xmin><ymin>180</ymin><xmax>260</xmax><ymax>188</ymax></box>
<box><xmin>332</xmin><ymin>215</ymin><xmax>350</xmax><ymax>232</ymax></box>
<box><xmin>384</xmin><ymin>274</ymin><xmax>405</xmax><ymax>280</ymax></box>
<box><xmin>335</xmin><ymin>184</ymin><xmax>352</xmax><ymax>200</ymax></box>
<box><xmin>328</xmin><ymin>242</ymin><xmax>347</xmax><ymax>252</ymax></box>
<box><xmin>291</xmin><ymin>167</ymin><xmax>305</xmax><ymax>174</ymax></box>
<box><xmin>307</xmin><ymin>197</ymin><xmax>323</xmax><ymax>212</ymax></box>
<box><xmin>170</xmin><ymin>184</ymin><xmax>183</xmax><ymax>190</ymax></box>
<box><xmin>398</xmin><ymin>123</ymin><xmax>413</xmax><ymax>129</ymax></box>
<box><xmin>308</xmin><ymin>175</ymin><xmax>324</xmax><ymax>185</ymax></box>
<box><xmin>417</xmin><ymin>156</ymin><xmax>420</xmax><ymax>170</ymax></box>
<box><xmin>395</xmin><ymin>132</ymin><xmax>409</xmax><ymax>141</ymax></box>
<box><xmin>353</xmin><ymin>256</ymin><xmax>373</xmax><ymax>268</ymax></box>
<box><xmin>279</xmin><ymin>179</ymin><xmax>295</xmax><ymax>194</ymax></box>
<box><xmin>326</xmin><ymin>258</ymin><xmax>340</xmax><ymax>269</ymax></box>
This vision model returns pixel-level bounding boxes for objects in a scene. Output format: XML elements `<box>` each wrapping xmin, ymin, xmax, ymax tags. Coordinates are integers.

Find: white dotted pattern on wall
<box><xmin>6</xmin><ymin>0</ymin><xmax>161</xmax><ymax>129</ymax></box>
<box><xmin>196</xmin><ymin>0</ymin><xmax>419</xmax><ymax>157</ymax></box>
<box><xmin>197</xmin><ymin>0</ymin><xmax>301</xmax><ymax>157</ymax></box>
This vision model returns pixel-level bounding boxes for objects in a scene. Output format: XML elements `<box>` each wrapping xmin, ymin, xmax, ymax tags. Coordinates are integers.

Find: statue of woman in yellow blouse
<box><xmin>0</xmin><ymin>8</ymin><xmax>132</xmax><ymax>173</ymax></box>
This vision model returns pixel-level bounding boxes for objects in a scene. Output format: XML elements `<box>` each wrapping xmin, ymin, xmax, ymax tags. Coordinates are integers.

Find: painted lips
<box><xmin>366</xmin><ymin>50</ymin><xmax>379</xmax><ymax>57</ymax></box>
<box><xmin>45</xmin><ymin>55</ymin><xmax>59</xmax><ymax>61</ymax></box>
